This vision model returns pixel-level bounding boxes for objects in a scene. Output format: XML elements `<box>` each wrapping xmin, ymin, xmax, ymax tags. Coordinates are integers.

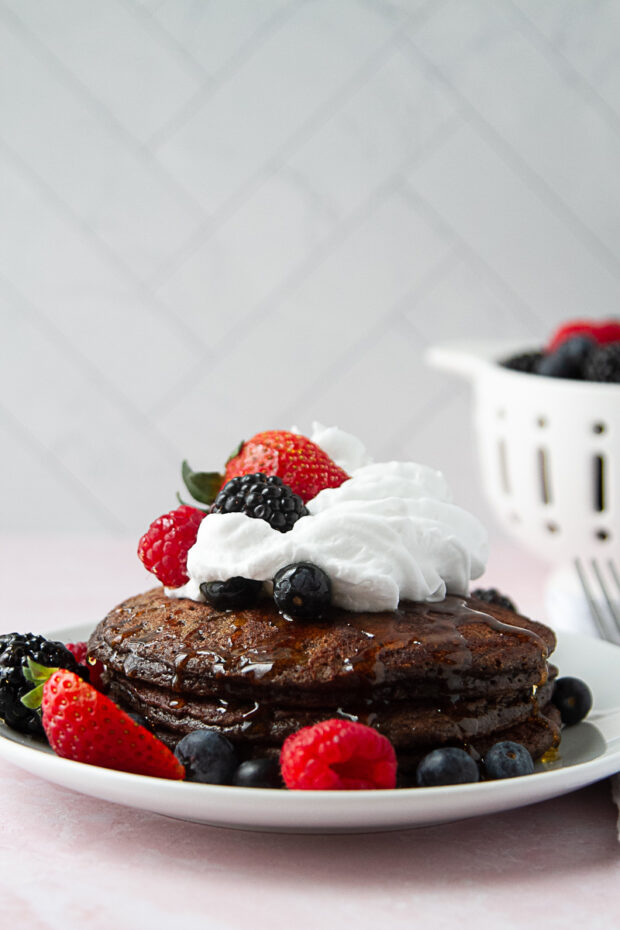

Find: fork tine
<box><xmin>599</xmin><ymin>559</ymin><xmax>620</xmax><ymax>638</ymax></box>
<box><xmin>574</xmin><ymin>558</ymin><xmax>616</xmax><ymax>641</ymax></box>
<box><xmin>607</xmin><ymin>559</ymin><xmax>620</xmax><ymax>599</ymax></box>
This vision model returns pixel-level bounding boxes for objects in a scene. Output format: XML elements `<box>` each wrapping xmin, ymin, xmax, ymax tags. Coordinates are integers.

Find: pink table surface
<box><xmin>1</xmin><ymin>535</ymin><xmax>619</xmax><ymax>930</ymax></box>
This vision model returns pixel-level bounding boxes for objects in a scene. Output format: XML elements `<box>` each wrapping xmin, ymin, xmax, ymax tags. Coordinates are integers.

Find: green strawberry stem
<box><xmin>181</xmin><ymin>460</ymin><xmax>223</xmax><ymax>506</ymax></box>
<box><xmin>225</xmin><ymin>440</ymin><xmax>244</xmax><ymax>465</ymax></box>
<box><xmin>21</xmin><ymin>658</ymin><xmax>59</xmax><ymax>712</ymax></box>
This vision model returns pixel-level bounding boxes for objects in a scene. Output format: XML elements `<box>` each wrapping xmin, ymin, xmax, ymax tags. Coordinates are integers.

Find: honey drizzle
<box><xmin>112</xmin><ymin>595</ymin><xmax>553</xmax><ymax>742</ymax></box>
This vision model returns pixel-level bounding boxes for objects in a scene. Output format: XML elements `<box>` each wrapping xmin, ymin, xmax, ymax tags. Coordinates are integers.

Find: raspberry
<box><xmin>280</xmin><ymin>719</ymin><xmax>397</xmax><ymax>790</ymax></box>
<box><xmin>548</xmin><ymin>318</ymin><xmax>620</xmax><ymax>353</ymax></box>
<box><xmin>138</xmin><ymin>505</ymin><xmax>205</xmax><ymax>588</ymax></box>
<box><xmin>66</xmin><ymin>641</ymin><xmax>106</xmax><ymax>691</ymax></box>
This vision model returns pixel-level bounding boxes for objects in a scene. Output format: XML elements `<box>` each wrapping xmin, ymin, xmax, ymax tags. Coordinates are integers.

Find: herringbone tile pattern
<box><xmin>2</xmin><ymin>0</ymin><xmax>618</xmax><ymax>535</ymax></box>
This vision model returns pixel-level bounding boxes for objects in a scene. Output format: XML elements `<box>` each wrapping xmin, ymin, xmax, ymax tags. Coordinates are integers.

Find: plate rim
<box><xmin>0</xmin><ymin>627</ymin><xmax>619</xmax><ymax>833</ymax></box>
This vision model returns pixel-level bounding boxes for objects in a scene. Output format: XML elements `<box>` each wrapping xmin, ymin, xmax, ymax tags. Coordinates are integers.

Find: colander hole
<box><xmin>537</xmin><ymin>448</ymin><xmax>552</xmax><ymax>505</ymax></box>
<box><xmin>595</xmin><ymin>529</ymin><xmax>610</xmax><ymax>541</ymax></box>
<box><xmin>498</xmin><ymin>440</ymin><xmax>510</xmax><ymax>495</ymax></box>
<box><xmin>536</xmin><ymin>416</ymin><xmax>547</xmax><ymax>428</ymax></box>
<box><xmin>593</xmin><ymin>422</ymin><xmax>606</xmax><ymax>434</ymax></box>
<box><xmin>546</xmin><ymin>522</ymin><xmax>559</xmax><ymax>534</ymax></box>
<box><xmin>593</xmin><ymin>455</ymin><xmax>606</xmax><ymax>512</ymax></box>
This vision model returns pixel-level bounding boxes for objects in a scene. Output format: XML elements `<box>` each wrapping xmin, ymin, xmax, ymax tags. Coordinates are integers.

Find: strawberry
<box><xmin>37</xmin><ymin>668</ymin><xmax>184</xmax><ymax>779</ymax></box>
<box><xmin>138</xmin><ymin>505</ymin><xmax>205</xmax><ymax>588</ymax></box>
<box><xmin>223</xmin><ymin>431</ymin><xmax>349</xmax><ymax>503</ymax></box>
<box><xmin>547</xmin><ymin>318</ymin><xmax>620</xmax><ymax>353</ymax></box>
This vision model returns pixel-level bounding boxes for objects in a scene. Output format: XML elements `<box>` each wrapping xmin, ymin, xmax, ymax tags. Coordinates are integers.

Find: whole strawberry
<box><xmin>224</xmin><ymin>431</ymin><xmax>349</xmax><ymax>504</ymax></box>
<box><xmin>138</xmin><ymin>505</ymin><xmax>205</xmax><ymax>587</ymax></box>
<box><xmin>39</xmin><ymin>668</ymin><xmax>184</xmax><ymax>779</ymax></box>
<box><xmin>548</xmin><ymin>318</ymin><xmax>620</xmax><ymax>353</ymax></box>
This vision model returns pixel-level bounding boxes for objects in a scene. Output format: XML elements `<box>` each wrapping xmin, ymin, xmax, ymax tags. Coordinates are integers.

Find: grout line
<box><xmin>0</xmin><ymin>136</ymin><xmax>213</xmax><ymax>356</ymax></box>
<box><xmin>152</xmin><ymin>114</ymin><xmax>462</xmax><ymax>417</ymax></box>
<box><xmin>146</xmin><ymin>0</ymin><xmax>446</xmax><ymax>289</ymax></box>
<box><xmin>0</xmin><ymin>0</ymin><xmax>211</xmax><ymax>222</ymax></box>
<box><xmin>399</xmin><ymin>31</ymin><xmax>620</xmax><ymax>291</ymax></box>
<box><xmin>397</xmin><ymin>181</ymin><xmax>546</xmax><ymax>334</ymax></box>
<box><xmin>145</xmin><ymin>0</ymin><xmax>304</xmax><ymax>150</ymax></box>
<box><xmin>275</xmin><ymin>246</ymin><xmax>461</xmax><ymax>427</ymax></box>
<box><xmin>116</xmin><ymin>0</ymin><xmax>212</xmax><ymax>82</ymax></box>
<box><xmin>0</xmin><ymin>402</ymin><xmax>128</xmax><ymax>534</ymax></box>
<box><xmin>506</xmin><ymin>0</ymin><xmax>620</xmax><ymax>141</ymax></box>
<box><xmin>0</xmin><ymin>273</ymin><xmax>185</xmax><ymax>465</ymax></box>
<box><xmin>379</xmin><ymin>377</ymin><xmax>460</xmax><ymax>461</ymax></box>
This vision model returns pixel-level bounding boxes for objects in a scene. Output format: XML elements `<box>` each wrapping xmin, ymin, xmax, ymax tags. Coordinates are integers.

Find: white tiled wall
<box><xmin>2</xmin><ymin>0</ymin><xmax>618</xmax><ymax>537</ymax></box>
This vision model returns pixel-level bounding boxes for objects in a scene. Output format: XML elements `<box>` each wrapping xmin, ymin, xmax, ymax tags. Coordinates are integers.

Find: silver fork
<box><xmin>575</xmin><ymin>558</ymin><xmax>620</xmax><ymax>645</ymax></box>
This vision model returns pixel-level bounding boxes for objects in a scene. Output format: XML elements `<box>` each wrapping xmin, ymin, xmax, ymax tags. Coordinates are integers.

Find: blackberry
<box><xmin>501</xmin><ymin>351</ymin><xmax>543</xmax><ymax>374</ymax></box>
<box><xmin>211</xmin><ymin>473</ymin><xmax>308</xmax><ymax>532</ymax></box>
<box><xmin>272</xmin><ymin>562</ymin><xmax>332</xmax><ymax>620</ymax></box>
<box><xmin>584</xmin><ymin>343</ymin><xmax>620</xmax><ymax>382</ymax></box>
<box><xmin>0</xmin><ymin>632</ymin><xmax>87</xmax><ymax>736</ymax></box>
<box><xmin>470</xmin><ymin>587</ymin><xmax>517</xmax><ymax>613</ymax></box>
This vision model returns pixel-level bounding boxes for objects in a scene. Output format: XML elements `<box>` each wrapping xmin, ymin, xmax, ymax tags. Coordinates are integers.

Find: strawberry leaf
<box><xmin>181</xmin><ymin>461</ymin><xmax>222</xmax><ymax>505</ymax></box>
<box><xmin>225</xmin><ymin>440</ymin><xmax>244</xmax><ymax>465</ymax></box>
<box><xmin>21</xmin><ymin>683</ymin><xmax>45</xmax><ymax>711</ymax></box>
<box><xmin>23</xmin><ymin>657</ymin><xmax>57</xmax><ymax>684</ymax></box>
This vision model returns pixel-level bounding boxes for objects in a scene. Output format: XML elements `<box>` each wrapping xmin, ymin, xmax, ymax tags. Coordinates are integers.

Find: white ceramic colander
<box><xmin>428</xmin><ymin>340</ymin><xmax>620</xmax><ymax>567</ymax></box>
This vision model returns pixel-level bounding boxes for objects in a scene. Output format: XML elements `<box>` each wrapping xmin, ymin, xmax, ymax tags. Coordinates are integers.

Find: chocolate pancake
<box><xmin>88</xmin><ymin>588</ymin><xmax>560</xmax><ymax>773</ymax></box>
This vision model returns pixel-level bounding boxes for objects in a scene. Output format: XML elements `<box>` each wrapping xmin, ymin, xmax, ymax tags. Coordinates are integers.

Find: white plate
<box><xmin>0</xmin><ymin>627</ymin><xmax>619</xmax><ymax>834</ymax></box>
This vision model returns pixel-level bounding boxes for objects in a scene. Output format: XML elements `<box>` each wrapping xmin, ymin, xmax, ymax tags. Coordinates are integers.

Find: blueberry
<box><xmin>537</xmin><ymin>336</ymin><xmax>594</xmax><ymax>380</ymax></box>
<box><xmin>415</xmin><ymin>747</ymin><xmax>480</xmax><ymax>787</ymax></box>
<box><xmin>272</xmin><ymin>562</ymin><xmax>332</xmax><ymax>620</ymax></box>
<box><xmin>174</xmin><ymin>730</ymin><xmax>238</xmax><ymax>784</ymax></box>
<box><xmin>552</xmin><ymin>676</ymin><xmax>593</xmax><ymax>725</ymax></box>
<box><xmin>232</xmin><ymin>758</ymin><xmax>283</xmax><ymax>789</ymax></box>
<box><xmin>200</xmin><ymin>577</ymin><xmax>262</xmax><ymax>610</ymax></box>
<box><xmin>483</xmin><ymin>741</ymin><xmax>534</xmax><ymax>779</ymax></box>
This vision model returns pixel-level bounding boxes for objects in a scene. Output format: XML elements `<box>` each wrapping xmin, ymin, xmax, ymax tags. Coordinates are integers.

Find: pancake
<box><xmin>88</xmin><ymin>588</ymin><xmax>560</xmax><ymax>775</ymax></box>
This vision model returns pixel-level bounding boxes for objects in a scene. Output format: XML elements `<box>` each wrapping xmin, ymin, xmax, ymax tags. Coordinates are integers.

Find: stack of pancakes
<box><xmin>88</xmin><ymin>588</ymin><xmax>560</xmax><ymax>777</ymax></box>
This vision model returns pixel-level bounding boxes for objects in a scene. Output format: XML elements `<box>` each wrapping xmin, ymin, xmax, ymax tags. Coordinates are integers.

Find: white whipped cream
<box><xmin>168</xmin><ymin>427</ymin><xmax>488</xmax><ymax>612</ymax></box>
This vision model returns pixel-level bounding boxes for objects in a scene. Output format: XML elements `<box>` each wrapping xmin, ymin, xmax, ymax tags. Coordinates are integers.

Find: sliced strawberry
<box><xmin>40</xmin><ymin>669</ymin><xmax>184</xmax><ymax>780</ymax></box>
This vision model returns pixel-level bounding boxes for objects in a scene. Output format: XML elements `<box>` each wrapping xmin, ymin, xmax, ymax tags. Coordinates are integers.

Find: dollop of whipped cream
<box><xmin>168</xmin><ymin>424</ymin><xmax>488</xmax><ymax>612</ymax></box>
